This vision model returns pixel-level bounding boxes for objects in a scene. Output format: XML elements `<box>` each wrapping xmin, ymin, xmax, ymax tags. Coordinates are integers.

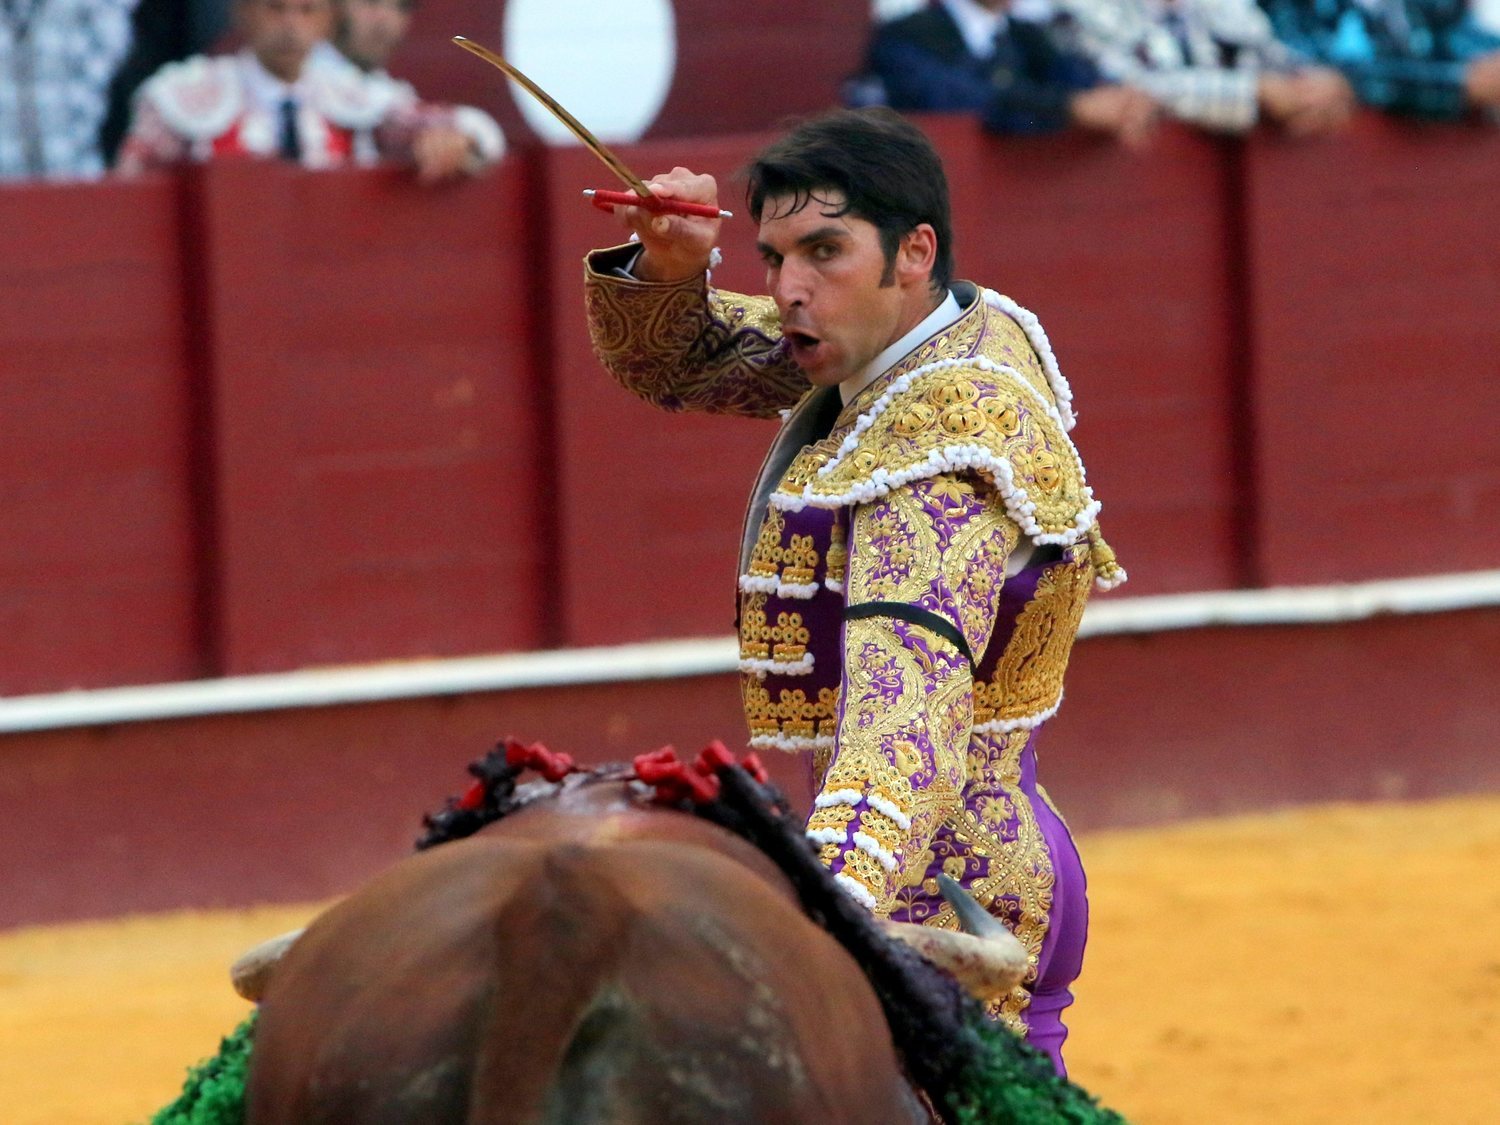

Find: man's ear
<box><xmin>897</xmin><ymin>224</ymin><xmax>939</xmax><ymax>287</ymax></box>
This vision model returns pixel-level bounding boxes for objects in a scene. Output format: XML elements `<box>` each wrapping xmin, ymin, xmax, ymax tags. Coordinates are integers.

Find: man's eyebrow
<box><xmin>756</xmin><ymin>226</ymin><xmax>851</xmax><ymax>258</ymax></box>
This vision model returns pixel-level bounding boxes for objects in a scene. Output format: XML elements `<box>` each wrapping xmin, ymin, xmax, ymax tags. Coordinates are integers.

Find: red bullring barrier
<box><xmin>0</xmin><ymin>116</ymin><xmax>1498</xmax><ymax>692</ymax></box>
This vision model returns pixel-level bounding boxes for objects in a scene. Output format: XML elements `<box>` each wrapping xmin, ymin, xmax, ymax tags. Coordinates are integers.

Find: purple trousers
<box><xmin>1023</xmin><ymin>764</ymin><xmax>1090</xmax><ymax>1077</ymax></box>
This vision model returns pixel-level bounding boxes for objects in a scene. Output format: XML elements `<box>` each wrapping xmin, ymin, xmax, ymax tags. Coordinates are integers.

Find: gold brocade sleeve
<box><xmin>806</xmin><ymin>474</ymin><xmax>1020</xmax><ymax>915</ymax></box>
<box><xmin>583</xmin><ymin>245</ymin><xmax>811</xmax><ymax>419</ymax></box>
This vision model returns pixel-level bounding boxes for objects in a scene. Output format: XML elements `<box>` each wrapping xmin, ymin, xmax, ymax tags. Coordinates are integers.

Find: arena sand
<box><xmin>2</xmin><ymin>795</ymin><xmax>1497</xmax><ymax>1124</ymax></box>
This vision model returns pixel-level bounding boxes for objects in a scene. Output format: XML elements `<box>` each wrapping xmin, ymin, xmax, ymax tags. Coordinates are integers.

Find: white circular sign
<box><xmin>502</xmin><ymin>0</ymin><xmax>677</xmax><ymax>145</ymax></box>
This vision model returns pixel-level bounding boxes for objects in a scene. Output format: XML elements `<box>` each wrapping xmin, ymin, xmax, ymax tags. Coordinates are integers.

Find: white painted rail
<box><xmin>3</xmin><ymin>570</ymin><xmax>1498</xmax><ymax>734</ymax></box>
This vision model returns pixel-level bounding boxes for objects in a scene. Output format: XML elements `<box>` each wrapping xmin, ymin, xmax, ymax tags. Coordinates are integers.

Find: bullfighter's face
<box><xmin>756</xmin><ymin>189</ymin><xmax>938</xmax><ymax>389</ymax></box>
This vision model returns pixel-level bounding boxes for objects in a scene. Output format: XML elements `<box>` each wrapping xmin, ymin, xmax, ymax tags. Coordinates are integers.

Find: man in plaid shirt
<box><xmin>1</xmin><ymin>0</ymin><xmax>140</xmax><ymax>179</ymax></box>
<box><xmin>1257</xmin><ymin>0</ymin><xmax>1500</xmax><ymax>119</ymax></box>
<box><xmin>1052</xmin><ymin>0</ymin><xmax>1357</xmax><ymax>134</ymax></box>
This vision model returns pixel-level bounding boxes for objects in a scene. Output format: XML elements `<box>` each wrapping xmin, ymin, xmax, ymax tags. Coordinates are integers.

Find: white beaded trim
<box><xmin>738</xmin><ymin>574</ymin><xmax>828</xmax><ymax>600</ymax></box>
<box><xmin>824</xmin><ymin>576</ymin><xmax>845</xmax><ymax>594</ymax></box>
<box><xmin>866</xmin><ymin>792</ymin><xmax>913</xmax><ymax>830</ymax></box>
<box><xmin>769</xmin><ymin>357</ymin><xmax>1098</xmax><ymax>545</ymax></box>
<box><xmin>776</xmin><ymin>581</ymin><xmax>820</xmax><ymax>599</ymax></box>
<box><xmin>853</xmin><ymin>831</ymin><xmax>898</xmax><ymax>873</ymax></box>
<box><xmin>982</xmin><ymin>290</ymin><xmax>1076</xmax><ymax>432</ymax></box>
<box><xmin>774</xmin><ymin>439</ymin><xmax>1101</xmax><ymax>547</ymax></box>
<box><xmin>814</xmin><ymin>788</ymin><xmax>862</xmax><ymax>809</ymax></box>
<box><xmin>971</xmin><ymin>694</ymin><xmax>1063</xmax><ymax>736</ymax></box>
<box><xmin>807</xmin><ymin>826</ymin><xmax>845</xmax><ymax>846</ymax></box>
<box><xmin>1095</xmin><ymin>567</ymin><xmax>1129</xmax><ymax>592</ymax></box>
<box><xmin>750</xmin><ymin>731</ymin><xmax>835</xmax><ymax>753</ymax></box>
<box><xmin>738</xmin><ymin>654</ymin><xmax>814</xmax><ymax>679</ymax></box>
<box><xmin>834</xmin><ymin>872</ymin><xmax>878</xmax><ymax>910</ymax></box>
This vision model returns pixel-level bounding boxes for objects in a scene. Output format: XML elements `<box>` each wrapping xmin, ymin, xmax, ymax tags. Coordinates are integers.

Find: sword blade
<box><xmin>452</xmin><ymin>36</ymin><xmax>653</xmax><ymax>198</ymax></box>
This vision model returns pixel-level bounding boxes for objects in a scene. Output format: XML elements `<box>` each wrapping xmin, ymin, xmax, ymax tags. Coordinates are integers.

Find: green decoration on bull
<box><xmin>151</xmin><ymin>1012</ymin><xmax>255</xmax><ymax>1125</ymax></box>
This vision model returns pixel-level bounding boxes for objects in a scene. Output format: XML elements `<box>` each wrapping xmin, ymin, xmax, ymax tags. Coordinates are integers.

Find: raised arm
<box><xmin>584</xmin><ymin>168</ymin><xmax>809</xmax><ymax>418</ymax></box>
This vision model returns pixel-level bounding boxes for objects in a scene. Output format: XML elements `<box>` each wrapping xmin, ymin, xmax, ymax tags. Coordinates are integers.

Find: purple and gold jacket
<box><xmin>585</xmin><ymin>246</ymin><xmax>1124</xmax><ymax>1032</ymax></box>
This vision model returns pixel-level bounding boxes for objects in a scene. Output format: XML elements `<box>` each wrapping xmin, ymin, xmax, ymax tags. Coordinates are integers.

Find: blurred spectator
<box><xmin>99</xmin><ymin>0</ymin><xmax>233</xmax><ymax>166</ymax></box>
<box><xmin>1053</xmin><ymin>0</ymin><xmax>1355</xmax><ymax>136</ymax></box>
<box><xmin>116</xmin><ymin>0</ymin><xmax>478</xmax><ymax>180</ymax></box>
<box><xmin>1</xmin><ymin>0</ymin><xmax>139</xmax><ymax>180</ymax></box>
<box><xmin>308</xmin><ymin>0</ymin><xmax>504</xmax><ymax>175</ymax></box>
<box><xmin>1258</xmin><ymin>0</ymin><xmax>1500</xmax><ymax>118</ymax></box>
<box><xmin>849</xmin><ymin>0</ymin><xmax>1160</xmax><ymax>147</ymax></box>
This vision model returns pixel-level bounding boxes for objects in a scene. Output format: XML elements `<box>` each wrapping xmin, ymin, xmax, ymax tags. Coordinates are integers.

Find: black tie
<box><xmin>278</xmin><ymin>98</ymin><xmax>301</xmax><ymax>163</ymax></box>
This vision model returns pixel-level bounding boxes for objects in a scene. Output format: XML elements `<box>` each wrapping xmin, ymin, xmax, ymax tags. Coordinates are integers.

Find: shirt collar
<box><xmin>840</xmin><ymin>290</ymin><xmax>963</xmax><ymax>406</ymax></box>
<box><xmin>939</xmin><ymin>0</ymin><xmax>1009</xmax><ymax>59</ymax></box>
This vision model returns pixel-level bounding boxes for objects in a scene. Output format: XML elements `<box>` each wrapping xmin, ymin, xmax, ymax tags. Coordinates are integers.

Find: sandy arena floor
<box><xmin>2</xmin><ymin>795</ymin><xmax>1498</xmax><ymax>1123</ymax></box>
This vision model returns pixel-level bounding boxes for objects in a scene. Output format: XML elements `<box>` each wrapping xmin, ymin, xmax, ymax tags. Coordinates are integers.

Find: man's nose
<box><xmin>773</xmin><ymin>261</ymin><xmax>811</xmax><ymax>309</ymax></box>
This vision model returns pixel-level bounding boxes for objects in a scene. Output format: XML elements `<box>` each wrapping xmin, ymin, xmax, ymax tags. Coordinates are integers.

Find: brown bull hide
<box><xmin>247</xmin><ymin>779</ymin><xmax>932</xmax><ymax>1123</ymax></box>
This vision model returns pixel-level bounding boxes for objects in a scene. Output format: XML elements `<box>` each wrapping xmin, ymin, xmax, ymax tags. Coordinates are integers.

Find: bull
<box><xmin>184</xmin><ymin>742</ymin><xmax>1119</xmax><ymax>1124</ymax></box>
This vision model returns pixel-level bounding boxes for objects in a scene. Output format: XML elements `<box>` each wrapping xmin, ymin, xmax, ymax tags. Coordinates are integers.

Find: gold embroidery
<box><xmin>745</xmin><ymin>507</ymin><xmax>785</xmax><ymax>586</ymax></box>
<box><xmin>807</xmin><ymin>364</ymin><xmax>1094</xmax><ymax>541</ymax></box>
<box><xmin>825</xmin><ymin>519</ymin><xmax>848</xmax><ymax>588</ymax></box>
<box><xmin>911</xmin><ymin>728</ymin><xmax>1056</xmax><ymax>1034</ymax></box>
<box><xmin>943</xmin><ymin>499</ymin><xmax>1019</xmax><ymax>653</ymax></box>
<box><xmin>584</xmin><ymin>262</ymin><xmax>807</xmax><ymax>419</ymax></box>
<box><xmin>738</xmin><ymin>597</ymin><xmax>813</xmax><ymax>667</ymax></box>
<box><xmin>978</xmin><ymin>559</ymin><xmax>1093</xmax><ymax>728</ymax></box>
<box><xmin>807</xmin><ymin>803</ymin><xmax>857</xmax><ymax>834</ymax></box>
<box><xmin>928</xmin><ymin>378</ymin><xmax>980</xmax><ymax>407</ymax></box>
<box><xmin>778</xmin><ymin>534</ymin><xmax>819</xmax><ymax>588</ymax></box>
<box><xmin>846</xmin><ymin>489</ymin><xmax>941</xmax><ymax>605</ymax></box>
<box><xmin>741</xmin><ymin>677</ymin><xmax>838</xmax><ymax>746</ymax></box>
<box><xmin>815</xmin><ymin>617</ymin><xmax>970</xmax><ymax>906</ymax></box>
<box><xmin>891</xmin><ymin>402</ymin><xmax>937</xmax><ymax>436</ymax></box>
<box><xmin>774</xmin><ymin>443</ymin><xmax>835</xmax><ymax>497</ymax></box>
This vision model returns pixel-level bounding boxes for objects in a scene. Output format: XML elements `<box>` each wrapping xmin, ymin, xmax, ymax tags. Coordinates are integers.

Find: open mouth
<box><xmin>783</xmin><ymin>329</ymin><xmax>824</xmax><ymax>367</ymax></box>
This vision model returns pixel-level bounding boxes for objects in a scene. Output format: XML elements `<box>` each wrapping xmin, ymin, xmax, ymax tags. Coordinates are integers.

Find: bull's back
<box><xmin>248</xmin><ymin>831</ymin><xmax>924</xmax><ymax>1123</ymax></box>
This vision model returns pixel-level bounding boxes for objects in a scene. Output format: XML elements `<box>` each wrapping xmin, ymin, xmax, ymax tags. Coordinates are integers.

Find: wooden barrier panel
<box><xmin>0</xmin><ymin>178</ymin><xmax>202</xmax><ymax>693</ymax></box>
<box><xmin>939</xmin><ymin>118</ymin><xmax>1246</xmax><ymax>594</ymax></box>
<box><xmin>1244</xmin><ymin>116</ymin><xmax>1500</xmax><ymax>586</ymax></box>
<box><xmin>544</xmin><ymin>120</ymin><xmax>1242</xmax><ymax>651</ymax></box>
<box><xmin>6</xmin><ymin>607</ymin><xmax>1499</xmax><ymax>926</ymax></box>
<box><xmin>542</xmin><ymin>133</ymin><xmax>784</xmax><ymax>647</ymax></box>
<box><xmin>187</xmin><ymin>161</ymin><xmax>547</xmax><ymax>674</ymax></box>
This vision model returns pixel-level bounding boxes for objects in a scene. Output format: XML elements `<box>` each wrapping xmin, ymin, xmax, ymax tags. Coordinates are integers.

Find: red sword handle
<box><xmin>586</xmin><ymin>188</ymin><xmax>730</xmax><ymax>220</ymax></box>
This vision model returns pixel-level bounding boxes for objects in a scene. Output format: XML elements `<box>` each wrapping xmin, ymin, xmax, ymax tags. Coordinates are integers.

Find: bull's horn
<box><xmin>937</xmin><ymin>873</ymin><xmax>1011</xmax><ymax>940</ymax></box>
<box><xmin>230</xmin><ymin>928</ymin><xmax>305</xmax><ymax>1002</ymax></box>
<box><xmin>882</xmin><ymin>877</ymin><xmax>1027</xmax><ymax>1005</ymax></box>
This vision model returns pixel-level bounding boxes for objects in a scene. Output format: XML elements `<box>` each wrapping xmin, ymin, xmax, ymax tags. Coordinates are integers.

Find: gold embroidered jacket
<box><xmin>585</xmin><ymin>246</ymin><xmax>1124</xmax><ymax>1028</ymax></box>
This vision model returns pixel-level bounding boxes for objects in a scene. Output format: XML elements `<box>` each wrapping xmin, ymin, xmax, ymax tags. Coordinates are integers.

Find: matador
<box><xmin>584</xmin><ymin>108</ymin><xmax>1125</xmax><ymax>1074</ymax></box>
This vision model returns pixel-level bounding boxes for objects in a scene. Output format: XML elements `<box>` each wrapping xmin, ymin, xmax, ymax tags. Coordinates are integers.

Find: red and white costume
<box><xmin>116</xmin><ymin>48</ymin><xmax>434</xmax><ymax>173</ymax></box>
<box><xmin>306</xmin><ymin>42</ymin><xmax>506</xmax><ymax>167</ymax></box>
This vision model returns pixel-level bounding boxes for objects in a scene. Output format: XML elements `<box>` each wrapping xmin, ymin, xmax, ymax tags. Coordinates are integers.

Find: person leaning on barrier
<box><xmin>306</xmin><ymin>0</ymin><xmax>504</xmax><ymax>182</ymax></box>
<box><xmin>1051</xmin><ymin>0</ymin><xmax>1355</xmax><ymax>136</ymax></box>
<box><xmin>845</xmin><ymin>0</ymin><xmax>1162</xmax><ymax>148</ymax></box>
<box><xmin>115</xmin><ymin>0</ymin><xmax>487</xmax><ymax>180</ymax></box>
<box><xmin>1257</xmin><ymin>0</ymin><xmax>1500</xmax><ymax>120</ymax></box>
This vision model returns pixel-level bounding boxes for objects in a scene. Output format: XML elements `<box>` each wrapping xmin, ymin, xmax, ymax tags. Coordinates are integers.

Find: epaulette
<box><xmin>311</xmin><ymin>65</ymin><xmax>397</xmax><ymax>130</ymax></box>
<box><xmin>769</xmin><ymin>349</ymin><xmax>1099</xmax><ymax>549</ymax></box>
<box><xmin>138</xmin><ymin>55</ymin><xmax>242</xmax><ymax>141</ymax></box>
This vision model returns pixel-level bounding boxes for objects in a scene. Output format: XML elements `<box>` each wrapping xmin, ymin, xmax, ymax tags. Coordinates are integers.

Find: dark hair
<box><xmin>744</xmin><ymin>107</ymin><xmax>954</xmax><ymax>290</ymax></box>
